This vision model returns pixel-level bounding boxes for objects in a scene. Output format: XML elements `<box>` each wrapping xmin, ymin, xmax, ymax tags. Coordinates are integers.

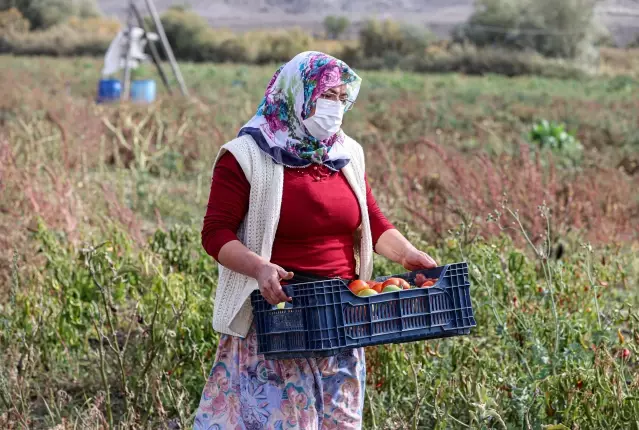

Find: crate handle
<box><xmin>374</xmin><ymin>264</ymin><xmax>450</xmax><ymax>284</ymax></box>
<box><xmin>265</xmin><ymin>285</ymin><xmax>296</xmax><ymax>310</ymax></box>
<box><xmin>283</xmin><ymin>284</ymin><xmax>295</xmax><ymax>299</ymax></box>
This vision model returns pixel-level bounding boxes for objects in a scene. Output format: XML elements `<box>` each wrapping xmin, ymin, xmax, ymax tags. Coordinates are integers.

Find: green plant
<box><xmin>529</xmin><ymin>119</ymin><xmax>583</xmax><ymax>157</ymax></box>
<box><xmin>364</xmin><ymin>214</ymin><xmax>639</xmax><ymax>429</ymax></box>
<box><xmin>0</xmin><ymin>223</ymin><xmax>219</xmax><ymax>427</ymax></box>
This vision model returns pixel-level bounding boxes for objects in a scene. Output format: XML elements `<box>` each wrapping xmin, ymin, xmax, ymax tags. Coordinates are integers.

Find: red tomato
<box><xmin>372</xmin><ymin>282</ymin><xmax>384</xmax><ymax>293</ymax></box>
<box><xmin>415</xmin><ymin>273</ymin><xmax>427</xmax><ymax>285</ymax></box>
<box><xmin>397</xmin><ymin>279</ymin><xmax>410</xmax><ymax>289</ymax></box>
<box><xmin>421</xmin><ymin>280</ymin><xmax>435</xmax><ymax>288</ymax></box>
<box><xmin>382</xmin><ymin>278</ymin><xmax>403</xmax><ymax>289</ymax></box>
<box><xmin>349</xmin><ymin>280</ymin><xmax>369</xmax><ymax>295</ymax></box>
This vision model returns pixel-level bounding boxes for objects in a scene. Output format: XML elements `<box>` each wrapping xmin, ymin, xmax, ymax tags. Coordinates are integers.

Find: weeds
<box><xmin>374</xmin><ymin>138</ymin><xmax>638</xmax><ymax>245</ymax></box>
<box><xmin>365</xmin><ymin>205</ymin><xmax>638</xmax><ymax>429</ymax></box>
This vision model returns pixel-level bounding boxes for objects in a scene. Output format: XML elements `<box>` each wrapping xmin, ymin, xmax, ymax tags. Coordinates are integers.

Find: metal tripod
<box><xmin>121</xmin><ymin>0</ymin><xmax>189</xmax><ymax>100</ymax></box>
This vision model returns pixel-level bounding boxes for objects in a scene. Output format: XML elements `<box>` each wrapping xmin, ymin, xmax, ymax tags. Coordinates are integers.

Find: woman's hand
<box><xmin>256</xmin><ymin>262</ymin><xmax>294</xmax><ymax>305</ymax></box>
<box><xmin>375</xmin><ymin>229</ymin><xmax>437</xmax><ymax>271</ymax></box>
<box><xmin>400</xmin><ymin>247</ymin><xmax>437</xmax><ymax>271</ymax></box>
<box><xmin>216</xmin><ymin>241</ymin><xmax>294</xmax><ymax>306</ymax></box>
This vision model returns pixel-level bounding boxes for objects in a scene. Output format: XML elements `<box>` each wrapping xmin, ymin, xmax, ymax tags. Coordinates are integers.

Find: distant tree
<box><xmin>0</xmin><ymin>0</ymin><xmax>100</xmax><ymax>30</ymax></box>
<box><xmin>323</xmin><ymin>15</ymin><xmax>350</xmax><ymax>40</ymax></box>
<box><xmin>456</xmin><ymin>0</ymin><xmax>602</xmax><ymax>60</ymax></box>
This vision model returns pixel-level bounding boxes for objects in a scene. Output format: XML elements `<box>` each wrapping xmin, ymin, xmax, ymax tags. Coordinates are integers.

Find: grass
<box><xmin>0</xmin><ymin>54</ymin><xmax>638</xmax><ymax>429</ymax></box>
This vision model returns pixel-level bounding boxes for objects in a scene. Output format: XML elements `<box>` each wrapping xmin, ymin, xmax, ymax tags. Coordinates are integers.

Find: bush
<box><xmin>207</xmin><ymin>36</ymin><xmax>251</xmax><ymax>63</ymax></box>
<box><xmin>456</xmin><ymin>0</ymin><xmax>603</xmax><ymax>63</ymax></box>
<box><xmin>359</xmin><ymin>19</ymin><xmax>436</xmax><ymax>59</ymax></box>
<box><xmin>413</xmin><ymin>44</ymin><xmax>589</xmax><ymax>78</ymax></box>
<box><xmin>152</xmin><ymin>7</ymin><xmax>304</xmax><ymax>64</ymax></box>
<box><xmin>155</xmin><ymin>6</ymin><xmax>213</xmax><ymax>61</ymax></box>
<box><xmin>66</xmin><ymin>15</ymin><xmax>120</xmax><ymax>38</ymax></box>
<box><xmin>0</xmin><ymin>17</ymin><xmax>117</xmax><ymax>56</ymax></box>
<box><xmin>252</xmin><ymin>28</ymin><xmax>312</xmax><ymax>64</ymax></box>
<box><xmin>324</xmin><ymin>15</ymin><xmax>350</xmax><ymax>40</ymax></box>
<box><xmin>0</xmin><ymin>7</ymin><xmax>29</xmax><ymax>34</ymax></box>
<box><xmin>153</xmin><ymin>7</ymin><xmax>312</xmax><ymax>65</ymax></box>
<box><xmin>344</xmin><ymin>42</ymin><xmax>588</xmax><ymax>78</ymax></box>
<box><xmin>0</xmin><ymin>0</ymin><xmax>101</xmax><ymax>30</ymax></box>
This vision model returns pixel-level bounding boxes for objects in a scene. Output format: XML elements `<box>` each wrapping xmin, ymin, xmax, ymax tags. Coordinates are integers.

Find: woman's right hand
<box><xmin>256</xmin><ymin>262</ymin><xmax>294</xmax><ymax>305</ymax></box>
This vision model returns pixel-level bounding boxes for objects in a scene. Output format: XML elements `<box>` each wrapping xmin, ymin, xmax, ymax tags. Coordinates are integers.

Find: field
<box><xmin>1</xmin><ymin>54</ymin><xmax>638</xmax><ymax>429</ymax></box>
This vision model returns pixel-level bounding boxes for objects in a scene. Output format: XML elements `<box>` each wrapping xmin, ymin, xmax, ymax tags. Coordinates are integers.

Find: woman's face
<box><xmin>308</xmin><ymin>84</ymin><xmax>348</xmax><ymax>118</ymax></box>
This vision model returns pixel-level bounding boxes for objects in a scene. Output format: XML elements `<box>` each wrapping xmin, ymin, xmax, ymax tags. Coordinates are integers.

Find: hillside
<box><xmin>98</xmin><ymin>0</ymin><xmax>639</xmax><ymax>44</ymax></box>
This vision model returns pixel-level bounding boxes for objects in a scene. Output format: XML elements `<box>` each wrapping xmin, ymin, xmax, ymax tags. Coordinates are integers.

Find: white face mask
<box><xmin>303</xmin><ymin>98</ymin><xmax>344</xmax><ymax>141</ymax></box>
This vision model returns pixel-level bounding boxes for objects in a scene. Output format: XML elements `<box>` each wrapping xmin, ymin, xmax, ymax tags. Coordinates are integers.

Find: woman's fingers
<box><xmin>270</xmin><ymin>277</ymin><xmax>291</xmax><ymax>303</ymax></box>
<box><xmin>262</xmin><ymin>278</ymin><xmax>290</xmax><ymax>305</ymax></box>
<box><xmin>421</xmin><ymin>252</ymin><xmax>437</xmax><ymax>268</ymax></box>
<box><xmin>277</xmin><ymin>266</ymin><xmax>294</xmax><ymax>280</ymax></box>
<box><xmin>261</xmin><ymin>281</ymin><xmax>279</xmax><ymax>305</ymax></box>
<box><xmin>257</xmin><ymin>263</ymin><xmax>294</xmax><ymax>305</ymax></box>
<box><xmin>403</xmin><ymin>249</ymin><xmax>437</xmax><ymax>271</ymax></box>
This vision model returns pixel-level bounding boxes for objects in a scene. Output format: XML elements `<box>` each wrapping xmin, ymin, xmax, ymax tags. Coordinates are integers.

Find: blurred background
<box><xmin>1</xmin><ymin>1</ymin><xmax>638</xmax><ymax>429</ymax></box>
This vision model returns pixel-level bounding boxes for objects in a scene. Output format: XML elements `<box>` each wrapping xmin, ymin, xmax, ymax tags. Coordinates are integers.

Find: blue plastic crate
<box><xmin>250</xmin><ymin>262</ymin><xmax>476</xmax><ymax>359</ymax></box>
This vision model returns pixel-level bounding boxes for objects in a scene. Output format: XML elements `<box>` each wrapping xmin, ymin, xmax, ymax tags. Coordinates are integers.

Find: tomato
<box><xmin>382</xmin><ymin>278</ymin><xmax>403</xmax><ymax>288</ymax></box>
<box><xmin>397</xmin><ymin>279</ymin><xmax>411</xmax><ymax>290</ymax></box>
<box><xmin>348</xmin><ymin>280</ymin><xmax>369</xmax><ymax>295</ymax></box>
<box><xmin>357</xmin><ymin>288</ymin><xmax>379</xmax><ymax>297</ymax></box>
<box><xmin>372</xmin><ymin>282</ymin><xmax>384</xmax><ymax>293</ymax></box>
<box><xmin>415</xmin><ymin>273</ymin><xmax>427</xmax><ymax>285</ymax></box>
<box><xmin>421</xmin><ymin>280</ymin><xmax>435</xmax><ymax>288</ymax></box>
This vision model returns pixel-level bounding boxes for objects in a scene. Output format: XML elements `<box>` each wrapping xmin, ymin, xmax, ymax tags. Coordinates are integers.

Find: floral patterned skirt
<box><xmin>193</xmin><ymin>327</ymin><xmax>366</xmax><ymax>430</ymax></box>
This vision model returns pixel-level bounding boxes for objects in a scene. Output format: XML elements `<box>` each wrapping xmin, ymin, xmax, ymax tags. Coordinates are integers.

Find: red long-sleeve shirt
<box><xmin>201</xmin><ymin>152</ymin><xmax>395</xmax><ymax>280</ymax></box>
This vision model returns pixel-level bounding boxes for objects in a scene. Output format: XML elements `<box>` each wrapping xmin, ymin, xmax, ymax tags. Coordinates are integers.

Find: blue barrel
<box><xmin>130</xmin><ymin>79</ymin><xmax>157</xmax><ymax>103</ymax></box>
<box><xmin>97</xmin><ymin>79</ymin><xmax>121</xmax><ymax>103</ymax></box>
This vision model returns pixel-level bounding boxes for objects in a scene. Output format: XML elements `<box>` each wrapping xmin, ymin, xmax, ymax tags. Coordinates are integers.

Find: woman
<box><xmin>195</xmin><ymin>51</ymin><xmax>436</xmax><ymax>430</ymax></box>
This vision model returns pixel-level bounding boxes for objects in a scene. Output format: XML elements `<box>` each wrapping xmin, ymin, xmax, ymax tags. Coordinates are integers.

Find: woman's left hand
<box><xmin>401</xmin><ymin>247</ymin><xmax>437</xmax><ymax>271</ymax></box>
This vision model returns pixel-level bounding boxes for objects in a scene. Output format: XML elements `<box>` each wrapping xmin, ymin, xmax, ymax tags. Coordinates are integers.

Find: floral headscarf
<box><xmin>238</xmin><ymin>51</ymin><xmax>362</xmax><ymax>170</ymax></box>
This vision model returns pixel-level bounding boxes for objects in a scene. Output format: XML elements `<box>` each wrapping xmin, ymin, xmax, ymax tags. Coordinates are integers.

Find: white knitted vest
<box><xmin>211</xmin><ymin>134</ymin><xmax>373</xmax><ymax>337</ymax></box>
